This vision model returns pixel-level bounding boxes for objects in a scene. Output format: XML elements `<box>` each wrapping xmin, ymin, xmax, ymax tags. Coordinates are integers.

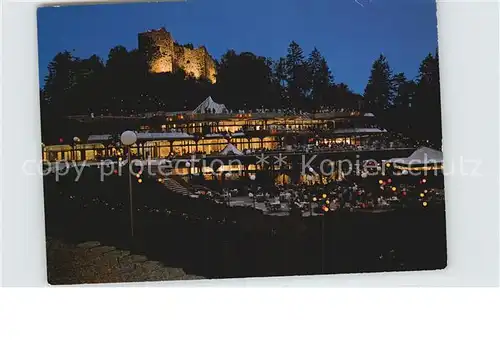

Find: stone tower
<box><xmin>138</xmin><ymin>28</ymin><xmax>217</xmax><ymax>83</ymax></box>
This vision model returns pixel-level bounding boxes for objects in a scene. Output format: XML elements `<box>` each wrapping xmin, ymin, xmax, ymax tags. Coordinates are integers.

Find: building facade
<box><xmin>44</xmin><ymin>110</ymin><xmax>395</xmax><ymax>162</ymax></box>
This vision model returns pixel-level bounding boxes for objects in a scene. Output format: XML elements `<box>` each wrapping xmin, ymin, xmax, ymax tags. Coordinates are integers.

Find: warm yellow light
<box><xmin>138</xmin><ymin>179</ymin><xmax>143</xmax><ymax>184</ymax></box>
<box><xmin>423</xmin><ymin>202</ymin><xmax>428</xmax><ymax>207</ymax></box>
<box><xmin>322</xmin><ymin>194</ymin><xmax>327</xmax><ymax>199</ymax></box>
<box><xmin>312</xmin><ymin>197</ymin><xmax>317</xmax><ymax>202</ymax></box>
<box><xmin>386</xmin><ymin>163</ymin><xmax>391</xmax><ymax>168</ymax></box>
<box><xmin>136</xmin><ymin>174</ymin><xmax>141</xmax><ymax>179</ymax></box>
<box><xmin>392</xmin><ymin>187</ymin><xmax>397</xmax><ymax>192</ymax></box>
<box><xmin>420</xmin><ymin>193</ymin><xmax>425</xmax><ymax>198</ymax></box>
<box><xmin>326</xmin><ymin>200</ymin><xmax>330</xmax><ymax>205</ymax></box>
<box><xmin>424</xmin><ymin>190</ymin><xmax>428</xmax><ymax>194</ymax></box>
<box><xmin>379</xmin><ymin>180</ymin><xmax>384</xmax><ymax>185</ymax></box>
<box><xmin>323</xmin><ymin>207</ymin><xmax>329</xmax><ymax>212</ymax></box>
<box><xmin>118</xmin><ymin>157</ymin><xmax>122</xmax><ymax>161</ymax></box>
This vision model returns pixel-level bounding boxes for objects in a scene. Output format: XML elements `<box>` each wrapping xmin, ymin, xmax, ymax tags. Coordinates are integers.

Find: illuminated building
<box><xmin>138</xmin><ymin>28</ymin><xmax>217</xmax><ymax>83</ymax></box>
<box><xmin>45</xmin><ymin>104</ymin><xmax>395</xmax><ymax>162</ymax></box>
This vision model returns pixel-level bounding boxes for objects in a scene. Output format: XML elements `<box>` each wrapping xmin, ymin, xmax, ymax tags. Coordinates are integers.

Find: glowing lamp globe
<box><xmin>402</xmin><ymin>170</ymin><xmax>409</xmax><ymax>175</ymax></box>
<box><xmin>250</xmin><ymin>174</ymin><xmax>256</xmax><ymax>181</ymax></box>
<box><xmin>120</xmin><ymin>131</ymin><xmax>137</xmax><ymax>146</ymax></box>
<box><xmin>322</xmin><ymin>194</ymin><xmax>327</xmax><ymax>199</ymax></box>
<box><xmin>312</xmin><ymin>197</ymin><xmax>317</xmax><ymax>202</ymax></box>
<box><xmin>423</xmin><ymin>202</ymin><xmax>428</xmax><ymax>207</ymax></box>
<box><xmin>420</xmin><ymin>193</ymin><xmax>425</xmax><ymax>198</ymax></box>
<box><xmin>378</xmin><ymin>180</ymin><xmax>384</xmax><ymax>185</ymax></box>
<box><xmin>392</xmin><ymin>187</ymin><xmax>397</xmax><ymax>192</ymax></box>
<box><xmin>138</xmin><ymin>179</ymin><xmax>143</xmax><ymax>184</ymax></box>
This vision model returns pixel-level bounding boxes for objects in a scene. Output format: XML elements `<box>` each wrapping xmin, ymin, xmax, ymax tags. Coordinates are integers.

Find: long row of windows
<box><xmin>160</xmin><ymin>118</ymin><xmax>336</xmax><ymax>134</ymax></box>
<box><xmin>43</xmin><ymin>137</ymin><xmax>281</xmax><ymax>161</ymax></box>
<box><xmin>144</xmin><ymin>137</ymin><xmax>279</xmax><ymax>157</ymax></box>
<box><xmin>43</xmin><ymin>135</ymin><xmax>375</xmax><ymax>162</ymax></box>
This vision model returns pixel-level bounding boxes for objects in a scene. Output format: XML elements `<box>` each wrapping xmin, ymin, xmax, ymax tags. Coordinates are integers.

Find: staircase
<box><xmin>163</xmin><ymin>177</ymin><xmax>191</xmax><ymax>196</ymax></box>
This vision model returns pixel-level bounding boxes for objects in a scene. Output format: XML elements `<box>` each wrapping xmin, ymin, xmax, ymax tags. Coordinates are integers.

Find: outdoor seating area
<box><xmin>43</xmin><ymin>165</ymin><xmax>447</xmax><ymax>279</ymax></box>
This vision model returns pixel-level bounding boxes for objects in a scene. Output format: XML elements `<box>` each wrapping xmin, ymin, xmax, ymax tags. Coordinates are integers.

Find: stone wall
<box><xmin>138</xmin><ymin>28</ymin><xmax>217</xmax><ymax>83</ymax></box>
<box><xmin>46</xmin><ymin>238</ymin><xmax>203</xmax><ymax>285</ymax></box>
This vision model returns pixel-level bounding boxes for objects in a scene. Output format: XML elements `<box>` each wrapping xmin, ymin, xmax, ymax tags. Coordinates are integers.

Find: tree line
<box><xmin>40</xmin><ymin>41</ymin><xmax>442</xmax><ymax>147</ymax></box>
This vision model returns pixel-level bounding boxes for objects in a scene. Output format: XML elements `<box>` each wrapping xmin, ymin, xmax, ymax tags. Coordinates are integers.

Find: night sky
<box><xmin>37</xmin><ymin>0</ymin><xmax>438</xmax><ymax>93</ymax></box>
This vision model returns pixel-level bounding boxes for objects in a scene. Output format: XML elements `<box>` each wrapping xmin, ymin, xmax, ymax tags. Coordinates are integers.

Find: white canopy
<box><xmin>390</xmin><ymin>146</ymin><xmax>443</xmax><ymax>166</ymax></box>
<box><xmin>220</xmin><ymin>143</ymin><xmax>244</xmax><ymax>156</ymax></box>
<box><xmin>193</xmin><ymin>96</ymin><xmax>228</xmax><ymax>114</ymax></box>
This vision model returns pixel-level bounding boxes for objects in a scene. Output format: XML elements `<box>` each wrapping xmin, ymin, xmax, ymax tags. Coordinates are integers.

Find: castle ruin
<box><xmin>138</xmin><ymin>28</ymin><xmax>217</xmax><ymax>83</ymax></box>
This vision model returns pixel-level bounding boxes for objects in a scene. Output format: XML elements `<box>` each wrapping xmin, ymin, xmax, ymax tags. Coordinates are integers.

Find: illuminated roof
<box><xmin>389</xmin><ymin>147</ymin><xmax>443</xmax><ymax>166</ymax></box>
<box><xmin>331</xmin><ymin>128</ymin><xmax>387</xmax><ymax>135</ymax></box>
<box><xmin>136</xmin><ymin>132</ymin><xmax>193</xmax><ymax>140</ymax></box>
<box><xmin>193</xmin><ymin>96</ymin><xmax>228</xmax><ymax>114</ymax></box>
<box><xmin>88</xmin><ymin>135</ymin><xmax>113</xmax><ymax>142</ymax></box>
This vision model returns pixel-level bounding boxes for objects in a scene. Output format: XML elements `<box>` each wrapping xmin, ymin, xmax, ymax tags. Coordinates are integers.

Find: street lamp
<box><xmin>121</xmin><ymin>131</ymin><xmax>137</xmax><ymax>238</ymax></box>
<box><xmin>250</xmin><ymin>174</ymin><xmax>256</xmax><ymax>208</ymax></box>
<box><xmin>321</xmin><ymin>201</ymin><xmax>330</xmax><ymax>274</ymax></box>
<box><xmin>72</xmin><ymin>136</ymin><xmax>80</xmax><ymax>161</ymax></box>
<box><xmin>225</xmin><ymin>172</ymin><xmax>233</xmax><ymax>206</ymax></box>
<box><xmin>309</xmin><ymin>196</ymin><xmax>319</xmax><ymax>216</ymax></box>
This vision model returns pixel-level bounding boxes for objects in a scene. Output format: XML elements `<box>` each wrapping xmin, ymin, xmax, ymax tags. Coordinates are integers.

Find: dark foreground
<box><xmin>44</xmin><ymin>168</ymin><xmax>447</xmax><ymax>283</ymax></box>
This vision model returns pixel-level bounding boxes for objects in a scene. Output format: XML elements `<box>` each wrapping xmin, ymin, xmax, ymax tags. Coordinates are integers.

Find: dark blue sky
<box><xmin>37</xmin><ymin>0</ymin><xmax>438</xmax><ymax>93</ymax></box>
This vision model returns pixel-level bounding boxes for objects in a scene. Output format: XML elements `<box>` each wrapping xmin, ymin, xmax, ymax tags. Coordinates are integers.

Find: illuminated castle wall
<box><xmin>138</xmin><ymin>28</ymin><xmax>217</xmax><ymax>83</ymax></box>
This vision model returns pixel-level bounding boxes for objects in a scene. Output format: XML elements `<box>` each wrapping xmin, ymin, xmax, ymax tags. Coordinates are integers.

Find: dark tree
<box><xmin>42</xmin><ymin>51</ymin><xmax>81</xmax><ymax>143</ymax></box>
<box><xmin>412</xmin><ymin>52</ymin><xmax>442</xmax><ymax>147</ymax></box>
<box><xmin>104</xmin><ymin>46</ymin><xmax>149</xmax><ymax>115</ymax></box>
<box><xmin>44</xmin><ymin>51</ymin><xmax>78</xmax><ymax>113</ymax></box>
<box><xmin>68</xmin><ymin>54</ymin><xmax>106</xmax><ymax>115</ymax></box>
<box><xmin>216</xmin><ymin>50</ymin><xmax>278</xmax><ymax>110</ymax></box>
<box><xmin>272</xmin><ymin>57</ymin><xmax>288</xmax><ymax>109</ymax></box>
<box><xmin>308</xmin><ymin>47</ymin><xmax>334</xmax><ymax>111</ymax></box>
<box><xmin>382</xmin><ymin>72</ymin><xmax>417</xmax><ymax>131</ymax></box>
<box><xmin>364</xmin><ymin>54</ymin><xmax>394</xmax><ymax>114</ymax></box>
<box><xmin>392</xmin><ymin>73</ymin><xmax>415</xmax><ymax>109</ymax></box>
<box><xmin>333</xmin><ymin>83</ymin><xmax>362</xmax><ymax>110</ymax></box>
<box><xmin>284</xmin><ymin>41</ymin><xmax>311</xmax><ymax>111</ymax></box>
